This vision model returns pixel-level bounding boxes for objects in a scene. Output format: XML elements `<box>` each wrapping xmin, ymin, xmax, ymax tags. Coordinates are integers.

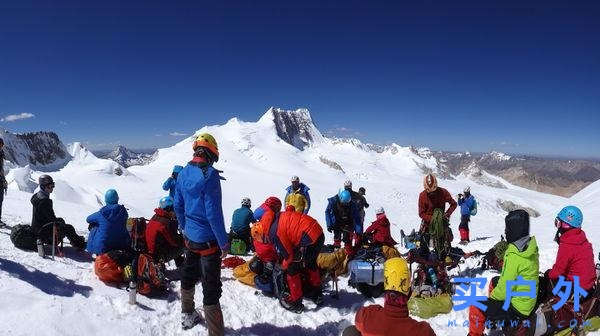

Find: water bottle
<box><xmin>128</xmin><ymin>281</ymin><xmax>137</xmax><ymax>305</ymax></box>
<box><xmin>37</xmin><ymin>239</ymin><xmax>45</xmax><ymax>258</ymax></box>
<box><xmin>428</xmin><ymin>268</ymin><xmax>438</xmax><ymax>289</ymax></box>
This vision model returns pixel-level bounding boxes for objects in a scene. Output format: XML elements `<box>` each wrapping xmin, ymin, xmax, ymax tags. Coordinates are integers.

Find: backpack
<box><xmin>128</xmin><ymin>218</ymin><xmax>147</xmax><ymax>252</ymax></box>
<box><xmin>135</xmin><ymin>253</ymin><xmax>167</xmax><ymax>296</ymax></box>
<box><xmin>10</xmin><ymin>224</ymin><xmax>37</xmax><ymax>251</ymax></box>
<box><xmin>230</xmin><ymin>238</ymin><xmax>247</xmax><ymax>255</ymax></box>
<box><xmin>470</xmin><ymin>199</ymin><xmax>478</xmax><ymax>216</ymax></box>
<box><xmin>95</xmin><ymin>253</ymin><xmax>125</xmax><ymax>284</ymax></box>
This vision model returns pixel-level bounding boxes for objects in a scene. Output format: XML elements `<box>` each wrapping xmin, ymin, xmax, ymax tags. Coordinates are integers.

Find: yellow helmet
<box><xmin>193</xmin><ymin>133</ymin><xmax>219</xmax><ymax>160</ymax></box>
<box><xmin>384</xmin><ymin>257</ymin><xmax>411</xmax><ymax>295</ymax></box>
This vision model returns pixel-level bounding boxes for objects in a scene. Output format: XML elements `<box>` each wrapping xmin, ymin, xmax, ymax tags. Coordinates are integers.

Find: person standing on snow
<box><xmin>284</xmin><ymin>175</ymin><xmax>311</xmax><ymax>214</ymax></box>
<box><xmin>418</xmin><ymin>174</ymin><xmax>457</xmax><ymax>251</ymax></box>
<box><xmin>325</xmin><ymin>188</ymin><xmax>362</xmax><ymax>254</ymax></box>
<box><xmin>229</xmin><ymin>197</ymin><xmax>256</xmax><ymax>253</ymax></box>
<box><xmin>86</xmin><ymin>189</ymin><xmax>131</xmax><ymax>255</ymax></box>
<box><xmin>31</xmin><ymin>175</ymin><xmax>86</xmax><ymax>249</ymax></box>
<box><xmin>174</xmin><ymin>133</ymin><xmax>227</xmax><ymax>335</ymax></box>
<box><xmin>342</xmin><ymin>257</ymin><xmax>436</xmax><ymax>336</ymax></box>
<box><xmin>357</xmin><ymin>187</ymin><xmax>369</xmax><ymax>224</ymax></box>
<box><xmin>344</xmin><ymin>181</ymin><xmax>369</xmax><ymax>225</ymax></box>
<box><xmin>457</xmin><ymin>186</ymin><xmax>476</xmax><ymax>244</ymax></box>
<box><xmin>162</xmin><ymin>165</ymin><xmax>183</xmax><ymax>198</ymax></box>
<box><xmin>0</xmin><ymin>138</ymin><xmax>6</xmax><ymax>227</ymax></box>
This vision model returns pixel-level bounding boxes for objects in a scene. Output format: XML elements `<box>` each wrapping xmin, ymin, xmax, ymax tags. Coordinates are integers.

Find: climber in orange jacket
<box><xmin>270</xmin><ymin>205</ymin><xmax>325</xmax><ymax>313</ymax></box>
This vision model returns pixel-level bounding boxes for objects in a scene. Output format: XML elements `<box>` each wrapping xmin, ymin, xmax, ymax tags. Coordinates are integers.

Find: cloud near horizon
<box><xmin>1</xmin><ymin>113</ymin><xmax>35</xmax><ymax>122</ymax></box>
<box><xmin>169</xmin><ymin>132</ymin><xmax>188</xmax><ymax>136</ymax></box>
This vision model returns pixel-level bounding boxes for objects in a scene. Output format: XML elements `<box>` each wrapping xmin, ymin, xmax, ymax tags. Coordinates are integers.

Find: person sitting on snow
<box><xmin>457</xmin><ymin>186</ymin><xmax>476</xmax><ymax>244</ymax></box>
<box><xmin>162</xmin><ymin>165</ymin><xmax>183</xmax><ymax>198</ymax></box>
<box><xmin>325</xmin><ymin>188</ymin><xmax>362</xmax><ymax>254</ymax></box>
<box><xmin>270</xmin><ymin>205</ymin><xmax>324</xmax><ymax>313</ymax></box>
<box><xmin>86</xmin><ymin>189</ymin><xmax>131</xmax><ymax>255</ymax></box>
<box><xmin>545</xmin><ymin>206</ymin><xmax>596</xmax><ymax>291</ymax></box>
<box><xmin>31</xmin><ymin>175</ymin><xmax>86</xmax><ymax>250</ymax></box>
<box><xmin>145</xmin><ymin>196</ymin><xmax>184</xmax><ymax>266</ymax></box>
<box><xmin>284</xmin><ymin>175</ymin><xmax>311</xmax><ymax>214</ymax></box>
<box><xmin>342</xmin><ymin>257</ymin><xmax>436</xmax><ymax>336</ymax></box>
<box><xmin>229</xmin><ymin>197</ymin><xmax>256</xmax><ymax>253</ymax></box>
<box><xmin>468</xmin><ymin>210</ymin><xmax>539</xmax><ymax>336</ymax></box>
<box><xmin>364</xmin><ymin>207</ymin><xmax>397</xmax><ymax>247</ymax></box>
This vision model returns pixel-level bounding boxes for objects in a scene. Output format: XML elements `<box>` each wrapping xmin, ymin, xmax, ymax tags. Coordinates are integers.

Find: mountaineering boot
<box><xmin>181</xmin><ymin>287</ymin><xmax>202</xmax><ymax>330</ymax></box>
<box><xmin>181</xmin><ymin>310</ymin><xmax>203</xmax><ymax>330</ymax></box>
<box><xmin>305</xmin><ymin>286</ymin><xmax>324</xmax><ymax>306</ymax></box>
<box><xmin>279</xmin><ymin>296</ymin><xmax>304</xmax><ymax>314</ymax></box>
<box><xmin>204</xmin><ymin>304</ymin><xmax>224</xmax><ymax>336</ymax></box>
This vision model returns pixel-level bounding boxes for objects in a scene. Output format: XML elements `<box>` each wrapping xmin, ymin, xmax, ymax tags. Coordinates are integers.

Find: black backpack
<box><xmin>10</xmin><ymin>224</ymin><xmax>37</xmax><ymax>251</ymax></box>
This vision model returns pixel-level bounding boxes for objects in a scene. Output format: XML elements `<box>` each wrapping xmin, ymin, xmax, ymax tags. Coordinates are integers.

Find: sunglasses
<box><xmin>555</xmin><ymin>217</ymin><xmax>567</xmax><ymax>229</ymax></box>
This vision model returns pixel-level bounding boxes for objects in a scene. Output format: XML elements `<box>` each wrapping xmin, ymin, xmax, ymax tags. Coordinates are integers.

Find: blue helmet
<box><xmin>338</xmin><ymin>189</ymin><xmax>351</xmax><ymax>204</ymax></box>
<box><xmin>173</xmin><ymin>165</ymin><xmax>184</xmax><ymax>174</ymax></box>
<box><xmin>557</xmin><ymin>206</ymin><xmax>583</xmax><ymax>228</ymax></box>
<box><xmin>105</xmin><ymin>189</ymin><xmax>119</xmax><ymax>205</ymax></box>
<box><xmin>159</xmin><ymin>196</ymin><xmax>174</xmax><ymax>210</ymax></box>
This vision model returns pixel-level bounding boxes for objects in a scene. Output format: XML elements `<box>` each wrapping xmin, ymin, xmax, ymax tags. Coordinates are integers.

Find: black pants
<box><xmin>0</xmin><ymin>190</ymin><xmax>3</xmax><ymax>220</ymax></box>
<box><xmin>333</xmin><ymin>226</ymin><xmax>352</xmax><ymax>246</ymax></box>
<box><xmin>459</xmin><ymin>215</ymin><xmax>470</xmax><ymax>231</ymax></box>
<box><xmin>38</xmin><ymin>220</ymin><xmax>85</xmax><ymax>248</ymax></box>
<box><xmin>181</xmin><ymin>249</ymin><xmax>222</xmax><ymax>306</ymax></box>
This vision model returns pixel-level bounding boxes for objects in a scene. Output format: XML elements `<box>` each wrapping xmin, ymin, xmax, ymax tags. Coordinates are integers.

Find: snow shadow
<box><xmin>0</xmin><ymin>258</ymin><xmax>93</xmax><ymax>297</ymax></box>
<box><xmin>225</xmin><ymin>321</ymin><xmax>343</xmax><ymax>336</ymax></box>
<box><xmin>319</xmin><ymin>290</ymin><xmax>373</xmax><ymax>314</ymax></box>
<box><xmin>61</xmin><ymin>247</ymin><xmax>94</xmax><ymax>263</ymax></box>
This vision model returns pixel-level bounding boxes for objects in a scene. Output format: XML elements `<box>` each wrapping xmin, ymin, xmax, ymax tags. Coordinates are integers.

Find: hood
<box><xmin>286</xmin><ymin>183</ymin><xmax>308</xmax><ymax>193</ymax></box>
<box><xmin>559</xmin><ymin>228</ymin><xmax>589</xmax><ymax>245</ymax></box>
<box><xmin>31</xmin><ymin>190</ymin><xmax>49</xmax><ymax>206</ymax></box>
<box><xmin>506</xmin><ymin>236</ymin><xmax>539</xmax><ymax>259</ymax></box>
<box><xmin>100</xmin><ymin>204</ymin><xmax>127</xmax><ymax>223</ymax></box>
<box><xmin>154</xmin><ymin>207</ymin><xmax>173</xmax><ymax>218</ymax></box>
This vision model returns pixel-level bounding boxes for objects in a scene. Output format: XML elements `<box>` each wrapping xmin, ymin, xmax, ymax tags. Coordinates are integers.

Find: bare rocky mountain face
<box><xmin>424</xmin><ymin>151</ymin><xmax>600</xmax><ymax>197</ymax></box>
<box><xmin>0</xmin><ymin>129</ymin><xmax>70</xmax><ymax>171</ymax></box>
<box><xmin>97</xmin><ymin>145</ymin><xmax>157</xmax><ymax>168</ymax></box>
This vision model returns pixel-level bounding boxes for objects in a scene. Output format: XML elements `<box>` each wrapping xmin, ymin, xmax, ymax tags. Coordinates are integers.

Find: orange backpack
<box><xmin>135</xmin><ymin>253</ymin><xmax>167</xmax><ymax>296</ymax></box>
<box><xmin>94</xmin><ymin>253</ymin><xmax>124</xmax><ymax>284</ymax></box>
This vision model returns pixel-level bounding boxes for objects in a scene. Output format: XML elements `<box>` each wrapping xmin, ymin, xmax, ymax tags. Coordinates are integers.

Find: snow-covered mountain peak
<box><xmin>486</xmin><ymin>151</ymin><xmax>512</xmax><ymax>161</ymax></box>
<box><xmin>258</xmin><ymin>107</ymin><xmax>324</xmax><ymax>150</ymax></box>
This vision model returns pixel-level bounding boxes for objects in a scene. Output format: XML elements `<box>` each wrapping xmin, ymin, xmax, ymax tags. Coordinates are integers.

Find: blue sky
<box><xmin>0</xmin><ymin>1</ymin><xmax>598</xmax><ymax>158</ymax></box>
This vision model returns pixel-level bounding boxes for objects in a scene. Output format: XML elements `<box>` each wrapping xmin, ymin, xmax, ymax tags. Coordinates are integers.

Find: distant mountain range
<box><xmin>93</xmin><ymin>146</ymin><xmax>157</xmax><ymax>168</ymax></box>
<box><xmin>0</xmin><ymin>109</ymin><xmax>598</xmax><ymax>197</ymax></box>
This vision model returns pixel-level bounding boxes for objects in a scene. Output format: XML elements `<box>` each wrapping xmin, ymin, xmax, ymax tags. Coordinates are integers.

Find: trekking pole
<box><xmin>52</xmin><ymin>222</ymin><xmax>56</xmax><ymax>260</ymax></box>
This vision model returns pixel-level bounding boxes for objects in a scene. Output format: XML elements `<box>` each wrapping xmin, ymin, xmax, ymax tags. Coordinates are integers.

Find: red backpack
<box><xmin>135</xmin><ymin>253</ymin><xmax>167</xmax><ymax>296</ymax></box>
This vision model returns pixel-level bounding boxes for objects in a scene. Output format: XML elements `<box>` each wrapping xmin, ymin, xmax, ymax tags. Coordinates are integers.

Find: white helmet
<box><xmin>291</xmin><ymin>175</ymin><xmax>300</xmax><ymax>182</ymax></box>
<box><xmin>464</xmin><ymin>186</ymin><xmax>471</xmax><ymax>194</ymax></box>
<box><xmin>241</xmin><ymin>197</ymin><xmax>251</xmax><ymax>207</ymax></box>
<box><xmin>376</xmin><ymin>207</ymin><xmax>385</xmax><ymax>215</ymax></box>
<box><xmin>344</xmin><ymin>180</ymin><xmax>352</xmax><ymax>189</ymax></box>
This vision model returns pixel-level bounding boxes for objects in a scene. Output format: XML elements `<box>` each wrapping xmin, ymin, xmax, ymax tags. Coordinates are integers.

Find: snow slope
<box><xmin>0</xmin><ymin>108</ymin><xmax>598</xmax><ymax>336</ymax></box>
